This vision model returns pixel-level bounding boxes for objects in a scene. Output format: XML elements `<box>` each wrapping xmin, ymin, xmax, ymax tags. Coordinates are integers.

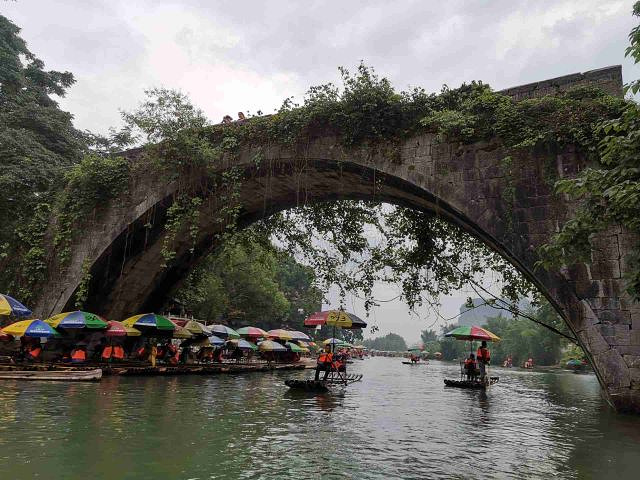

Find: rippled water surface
<box><xmin>1</xmin><ymin>358</ymin><xmax>639</xmax><ymax>479</ymax></box>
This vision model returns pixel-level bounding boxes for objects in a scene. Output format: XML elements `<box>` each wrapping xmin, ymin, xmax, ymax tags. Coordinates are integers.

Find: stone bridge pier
<box><xmin>32</xmin><ymin>66</ymin><xmax>640</xmax><ymax>412</ymax></box>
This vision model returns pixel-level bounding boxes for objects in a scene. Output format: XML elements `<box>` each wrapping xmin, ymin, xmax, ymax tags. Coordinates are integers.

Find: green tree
<box><xmin>483</xmin><ymin>303</ymin><xmax>565</xmax><ymax>366</ymax></box>
<box><xmin>439</xmin><ymin>322</ymin><xmax>469</xmax><ymax>360</ymax></box>
<box><xmin>0</xmin><ymin>15</ymin><xmax>83</xmax><ymax>299</ymax></box>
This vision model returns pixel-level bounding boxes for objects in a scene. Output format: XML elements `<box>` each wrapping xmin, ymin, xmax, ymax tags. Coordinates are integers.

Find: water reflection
<box><xmin>0</xmin><ymin>359</ymin><xmax>639</xmax><ymax>479</ymax></box>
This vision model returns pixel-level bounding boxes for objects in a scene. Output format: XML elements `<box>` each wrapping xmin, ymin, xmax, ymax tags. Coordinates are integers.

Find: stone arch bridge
<box><xmin>33</xmin><ymin>66</ymin><xmax>640</xmax><ymax>412</ymax></box>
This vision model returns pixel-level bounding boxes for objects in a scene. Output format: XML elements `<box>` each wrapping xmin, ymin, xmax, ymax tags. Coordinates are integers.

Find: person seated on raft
<box><xmin>71</xmin><ymin>346</ymin><xmax>87</xmax><ymax>364</ymax></box>
<box><xmin>464</xmin><ymin>353</ymin><xmax>478</xmax><ymax>381</ymax></box>
<box><xmin>410</xmin><ymin>353</ymin><xmax>419</xmax><ymax>363</ymax></box>
<box><xmin>315</xmin><ymin>345</ymin><xmax>333</xmax><ymax>381</ymax></box>
<box><xmin>26</xmin><ymin>343</ymin><xmax>42</xmax><ymax>362</ymax></box>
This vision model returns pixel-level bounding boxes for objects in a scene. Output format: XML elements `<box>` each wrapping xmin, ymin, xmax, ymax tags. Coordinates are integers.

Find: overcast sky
<box><xmin>3</xmin><ymin>0</ymin><xmax>638</xmax><ymax>343</ymax></box>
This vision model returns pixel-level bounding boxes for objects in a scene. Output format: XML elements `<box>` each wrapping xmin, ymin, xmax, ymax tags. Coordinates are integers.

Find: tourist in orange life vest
<box><xmin>27</xmin><ymin>343</ymin><xmax>42</xmax><ymax>362</ymax></box>
<box><xmin>315</xmin><ymin>345</ymin><xmax>333</xmax><ymax>381</ymax></box>
<box><xmin>464</xmin><ymin>353</ymin><xmax>478</xmax><ymax>381</ymax></box>
<box><xmin>113</xmin><ymin>345</ymin><xmax>125</xmax><ymax>361</ymax></box>
<box><xmin>476</xmin><ymin>341</ymin><xmax>490</xmax><ymax>380</ymax></box>
<box><xmin>71</xmin><ymin>347</ymin><xmax>87</xmax><ymax>363</ymax></box>
<box><xmin>101</xmin><ymin>345</ymin><xmax>113</xmax><ymax>361</ymax></box>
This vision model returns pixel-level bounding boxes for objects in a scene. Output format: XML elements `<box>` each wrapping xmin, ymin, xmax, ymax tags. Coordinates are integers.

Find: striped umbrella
<box><xmin>0</xmin><ymin>294</ymin><xmax>32</xmax><ymax>317</ymax></box>
<box><xmin>258</xmin><ymin>340</ymin><xmax>287</xmax><ymax>352</ymax></box>
<box><xmin>285</xmin><ymin>341</ymin><xmax>307</xmax><ymax>353</ymax></box>
<box><xmin>46</xmin><ymin>311</ymin><xmax>108</xmax><ymax>329</ymax></box>
<box><xmin>304</xmin><ymin>310</ymin><xmax>367</xmax><ymax>329</ymax></box>
<box><xmin>1</xmin><ymin>319</ymin><xmax>60</xmax><ymax>338</ymax></box>
<box><xmin>210</xmin><ymin>325</ymin><xmax>240</xmax><ymax>339</ymax></box>
<box><xmin>236</xmin><ymin>326</ymin><xmax>268</xmax><ymax>338</ymax></box>
<box><xmin>207</xmin><ymin>335</ymin><xmax>226</xmax><ymax>346</ymax></box>
<box><xmin>122</xmin><ymin>314</ymin><xmax>175</xmax><ymax>331</ymax></box>
<box><xmin>444</xmin><ymin>326</ymin><xmax>501</xmax><ymax>342</ymax></box>
<box><xmin>227</xmin><ymin>338</ymin><xmax>258</xmax><ymax>351</ymax></box>
<box><xmin>105</xmin><ymin>320</ymin><xmax>141</xmax><ymax>337</ymax></box>
<box><xmin>172</xmin><ymin>326</ymin><xmax>194</xmax><ymax>339</ymax></box>
<box><xmin>267</xmin><ymin>329</ymin><xmax>294</xmax><ymax>341</ymax></box>
<box><xmin>288</xmin><ymin>330</ymin><xmax>311</xmax><ymax>341</ymax></box>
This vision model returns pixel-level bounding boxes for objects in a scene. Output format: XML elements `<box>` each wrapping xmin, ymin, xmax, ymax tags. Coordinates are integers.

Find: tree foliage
<box><xmin>0</xmin><ymin>15</ymin><xmax>83</xmax><ymax>301</ymax></box>
<box><xmin>174</xmin><ymin>231</ymin><xmax>322</xmax><ymax>330</ymax></box>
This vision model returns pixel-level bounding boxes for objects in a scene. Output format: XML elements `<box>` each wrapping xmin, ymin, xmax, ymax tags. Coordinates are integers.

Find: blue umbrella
<box><xmin>0</xmin><ymin>294</ymin><xmax>32</xmax><ymax>317</ymax></box>
<box><xmin>208</xmin><ymin>335</ymin><xmax>226</xmax><ymax>346</ymax></box>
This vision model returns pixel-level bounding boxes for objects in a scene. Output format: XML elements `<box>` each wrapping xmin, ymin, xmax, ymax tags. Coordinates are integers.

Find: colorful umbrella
<box><xmin>267</xmin><ymin>329</ymin><xmax>294</xmax><ymax>341</ymax></box>
<box><xmin>288</xmin><ymin>330</ymin><xmax>311</xmax><ymax>341</ymax></box>
<box><xmin>258</xmin><ymin>340</ymin><xmax>286</xmax><ymax>352</ymax></box>
<box><xmin>122</xmin><ymin>314</ymin><xmax>175</xmax><ymax>331</ymax></box>
<box><xmin>566</xmin><ymin>359</ymin><xmax>584</xmax><ymax>367</ymax></box>
<box><xmin>210</xmin><ymin>324</ymin><xmax>240</xmax><ymax>339</ymax></box>
<box><xmin>180</xmin><ymin>320</ymin><xmax>211</xmax><ymax>336</ymax></box>
<box><xmin>228</xmin><ymin>338</ymin><xmax>258</xmax><ymax>350</ymax></box>
<box><xmin>105</xmin><ymin>320</ymin><xmax>141</xmax><ymax>337</ymax></box>
<box><xmin>304</xmin><ymin>310</ymin><xmax>367</xmax><ymax>330</ymax></box>
<box><xmin>207</xmin><ymin>335</ymin><xmax>226</xmax><ymax>346</ymax></box>
<box><xmin>444</xmin><ymin>325</ymin><xmax>501</xmax><ymax>342</ymax></box>
<box><xmin>236</xmin><ymin>326</ymin><xmax>268</xmax><ymax>338</ymax></box>
<box><xmin>0</xmin><ymin>294</ymin><xmax>32</xmax><ymax>317</ymax></box>
<box><xmin>1</xmin><ymin>319</ymin><xmax>60</xmax><ymax>338</ymax></box>
<box><xmin>172</xmin><ymin>326</ymin><xmax>194</xmax><ymax>339</ymax></box>
<box><xmin>285</xmin><ymin>341</ymin><xmax>306</xmax><ymax>353</ymax></box>
<box><xmin>322</xmin><ymin>338</ymin><xmax>349</xmax><ymax>346</ymax></box>
<box><xmin>46</xmin><ymin>311</ymin><xmax>108</xmax><ymax>329</ymax></box>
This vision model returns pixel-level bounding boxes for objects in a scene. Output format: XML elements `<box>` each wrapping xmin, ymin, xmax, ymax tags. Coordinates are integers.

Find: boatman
<box><xmin>315</xmin><ymin>345</ymin><xmax>333</xmax><ymax>381</ymax></box>
<box><xmin>476</xmin><ymin>341</ymin><xmax>491</xmax><ymax>382</ymax></box>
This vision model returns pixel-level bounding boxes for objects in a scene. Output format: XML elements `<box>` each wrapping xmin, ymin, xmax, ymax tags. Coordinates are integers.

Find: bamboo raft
<box><xmin>0</xmin><ymin>367</ymin><xmax>102</xmax><ymax>382</ymax></box>
<box><xmin>444</xmin><ymin>377</ymin><xmax>499</xmax><ymax>389</ymax></box>
<box><xmin>285</xmin><ymin>373</ymin><xmax>363</xmax><ymax>392</ymax></box>
<box><xmin>402</xmin><ymin>361</ymin><xmax>428</xmax><ymax>365</ymax></box>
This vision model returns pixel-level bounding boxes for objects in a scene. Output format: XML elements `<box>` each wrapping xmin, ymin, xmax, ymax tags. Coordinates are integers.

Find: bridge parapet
<box><xmin>500</xmin><ymin>65</ymin><xmax>623</xmax><ymax>100</ymax></box>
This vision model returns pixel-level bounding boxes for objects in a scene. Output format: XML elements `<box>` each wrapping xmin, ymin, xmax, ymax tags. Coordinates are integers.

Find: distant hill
<box><xmin>362</xmin><ymin>332</ymin><xmax>408</xmax><ymax>351</ymax></box>
<box><xmin>457</xmin><ymin>298</ymin><xmax>531</xmax><ymax>327</ymax></box>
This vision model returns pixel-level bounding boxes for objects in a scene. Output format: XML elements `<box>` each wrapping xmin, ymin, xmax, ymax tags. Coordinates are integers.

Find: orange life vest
<box><xmin>29</xmin><ymin>347</ymin><xmax>42</xmax><ymax>359</ymax></box>
<box><xmin>102</xmin><ymin>346</ymin><xmax>113</xmax><ymax>359</ymax></box>
<box><xmin>464</xmin><ymin>358</ymin><xmax>476</xmax><ymax>368</ymax></box>
<box><xmin>136</xmin><ymin>346</ymin><xmax>146</xmax><ymax>358</ymax></box>
<box><xmin>113</xmin><ymin>346</ymin><xmax>124</xmax><ymax>359</ymax></box>
<box><xmin>318</xmin><ymin>352</ymin><xmax>333</xmax><ymax>364</ymax></box>
<box><xmin>477</xmin><ymin>347</ymin><xmax>490</xmax><ymax>362</ymax></box>
<box><xmin>71</xmin><ymin>349</ymin><xmax>86</xmax><ymax>361</ymax></box>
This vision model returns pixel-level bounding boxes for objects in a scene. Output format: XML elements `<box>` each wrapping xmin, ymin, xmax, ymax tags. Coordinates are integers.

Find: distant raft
<box><xmin>444</xmin><ymin>377</ymin><xmax>499</xmax><ymax>389</ymax></box>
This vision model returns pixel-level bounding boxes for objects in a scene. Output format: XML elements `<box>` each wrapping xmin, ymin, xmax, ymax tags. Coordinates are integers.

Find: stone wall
<box><xmin>500</xmin><ymin>65</ymin><xmax>623</xmax><ymax>100</ymax></box>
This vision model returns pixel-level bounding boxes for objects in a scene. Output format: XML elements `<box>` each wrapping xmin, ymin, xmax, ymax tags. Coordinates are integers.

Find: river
<box><xmin>0</xmin><ymin>357</ymin><xmax>639</xmax><ymax>479</ymax></box>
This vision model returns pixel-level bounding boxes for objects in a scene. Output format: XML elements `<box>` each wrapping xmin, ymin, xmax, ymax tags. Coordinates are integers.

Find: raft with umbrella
<box><xmin>443</xmin><ymin>325</ymin><xmax>501</xmax><ymax>389</ymax></box>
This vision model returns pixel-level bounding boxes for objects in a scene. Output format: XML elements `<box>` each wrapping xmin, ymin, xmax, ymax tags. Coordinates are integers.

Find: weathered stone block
<box><xmin>579</xmin><ymin>325</ymin><xmax>611</xmax><ymax>356</ymax></box>
<box><xmin>589</xmin><ymin>260</ymin><xmax>621</xmax><ymax>280</ymax></box>
<box><xmin>593</xmin><ymin>349</ymin><xmax>631</xmax><ymax>389</ymax></box>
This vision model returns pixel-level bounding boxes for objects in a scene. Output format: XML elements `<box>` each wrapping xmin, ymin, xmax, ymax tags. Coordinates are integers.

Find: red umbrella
<box><xmin>105</xmin><ymin>320</ymin><xmax>141</xmax><ymax>337</ymax></box>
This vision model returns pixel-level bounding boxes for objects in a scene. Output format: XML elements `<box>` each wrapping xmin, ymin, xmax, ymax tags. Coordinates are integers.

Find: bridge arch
<box><xmin>34</xmin><ymin>127</ymin><xmax>639</xmax><ymax>412</ymax></box>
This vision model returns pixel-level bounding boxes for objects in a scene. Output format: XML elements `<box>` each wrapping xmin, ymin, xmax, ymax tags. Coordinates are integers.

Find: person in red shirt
<box><xmin>476</xmin><ymin>341</ymin><xmax>491</xmax><ymax>381</ymax></box>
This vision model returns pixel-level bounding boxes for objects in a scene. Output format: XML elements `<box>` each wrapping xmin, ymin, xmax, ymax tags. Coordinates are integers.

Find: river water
<box><xmin>0</xmin><ymin>357</ymin><xmax>639</xmax><ymax>479</ymax></box>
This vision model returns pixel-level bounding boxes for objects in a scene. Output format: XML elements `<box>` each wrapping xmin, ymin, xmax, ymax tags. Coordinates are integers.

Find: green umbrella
<box><xmin>285</xmin><ymin>341</ymin><xmax>304</xmax><ymax>353</ymax></box>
